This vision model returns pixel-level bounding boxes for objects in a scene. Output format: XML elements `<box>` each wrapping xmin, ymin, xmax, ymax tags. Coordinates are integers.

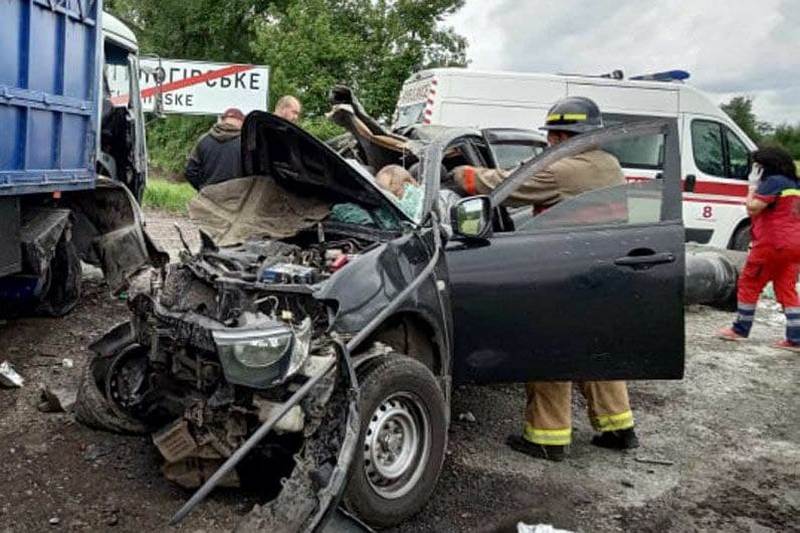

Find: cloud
<box><xmin>446</xmin><ymin>0</ymin><xmax>799</xmax><ymax>124</ymax></box>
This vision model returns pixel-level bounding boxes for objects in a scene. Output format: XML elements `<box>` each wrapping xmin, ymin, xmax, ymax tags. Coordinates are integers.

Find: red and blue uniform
<box><xmin>733</xmin><ymin>175</ymin><xmax>800</xmax><ymax>343</ymax></box>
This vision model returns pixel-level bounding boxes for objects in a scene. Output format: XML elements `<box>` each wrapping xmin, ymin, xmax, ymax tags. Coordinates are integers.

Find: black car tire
<box><xmin>35</xmin><ymin>234</ymin><xmax>81</xmax><ymax>317</ymax></box>
<box><xmin>74</xmin><ymin>344</ymin><xmax>151</xmax><ymax>435</ymax></box>
<box><xmin>731</xmin><ymin>223</ymin><xmax>751</xmax><ymax>252</ymax></box>
<box><xmin>344</xmin><ymin>354</ymin><xmax>447</xmax><ymax>529</ymax></box>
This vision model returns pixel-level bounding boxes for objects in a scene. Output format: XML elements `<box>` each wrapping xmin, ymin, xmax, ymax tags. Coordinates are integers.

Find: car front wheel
<box><xmin>344</xmin><ymin>354</ymin><xmax>447</xmax><ymax>529</ymax></box>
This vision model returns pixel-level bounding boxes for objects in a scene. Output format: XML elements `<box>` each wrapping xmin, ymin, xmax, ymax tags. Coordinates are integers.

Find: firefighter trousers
<box><xmin>523</xmin><ymin>381</ymin><xmax>634</xmax><ymax>446</ymax></box>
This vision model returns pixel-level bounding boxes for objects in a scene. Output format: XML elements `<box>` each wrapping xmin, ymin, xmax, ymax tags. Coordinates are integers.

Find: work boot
<box><xmin>591</xmin><ymin>428</ymin><xmax>640</xmax><ymax>450</ymax></box>
<box><xmin>506</xmin><ymin>435</ymin><xmax>567</xmax><ymax>462</ymax></box>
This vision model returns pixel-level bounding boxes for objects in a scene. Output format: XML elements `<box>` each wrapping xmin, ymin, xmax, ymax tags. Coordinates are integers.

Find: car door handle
<box><xmin>614</xmin><ymin>252</ymin><xmax>676</xmax><ymax>268</ymax></box>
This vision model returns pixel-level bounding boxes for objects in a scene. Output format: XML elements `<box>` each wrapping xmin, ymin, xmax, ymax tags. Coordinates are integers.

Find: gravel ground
<box><xmin>0</xmin><ymin>209</ymin><xmax>798</xmax><ymax>533</ymax></box>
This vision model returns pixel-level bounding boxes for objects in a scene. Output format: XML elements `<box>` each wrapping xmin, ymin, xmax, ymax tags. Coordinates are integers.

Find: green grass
<box><xmin>142</xmin><ymin>179</ymin><xmax>196</xmax><ymax>214</ymax></box>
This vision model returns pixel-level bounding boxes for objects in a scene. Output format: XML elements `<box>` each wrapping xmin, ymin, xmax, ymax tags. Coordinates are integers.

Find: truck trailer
<box><xmin>0</xmin><ymin>0</ymin><xmax>159</xmax><ymax>316</ymax></box>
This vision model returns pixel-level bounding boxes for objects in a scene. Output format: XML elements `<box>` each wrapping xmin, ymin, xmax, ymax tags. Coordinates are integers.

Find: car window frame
<box><xmin>511</xmin><ymin>179</ymin><xmax>667</xmax><ymax>235</ymax></box>
<box><xmin>490</xmin><ymin>119</ymin><xmax>682</xmax><ymax>226</ymax></box>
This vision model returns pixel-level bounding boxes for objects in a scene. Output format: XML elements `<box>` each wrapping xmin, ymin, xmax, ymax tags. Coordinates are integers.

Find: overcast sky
<box><xmin>446</xmin><ymin>0</ymin><xmax>799</xmax><ymax>125</ymax></box>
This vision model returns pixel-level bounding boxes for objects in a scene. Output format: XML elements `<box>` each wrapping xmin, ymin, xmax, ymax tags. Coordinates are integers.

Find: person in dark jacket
<box><xmin>718</xmin><ymin>146</ymin><xmax>800</xmax><ymax>351</ymax></box>
<box><xmin>185</xmin><ymin>107</ymin><xmax>244</xmax><ymax>190</ymax></box>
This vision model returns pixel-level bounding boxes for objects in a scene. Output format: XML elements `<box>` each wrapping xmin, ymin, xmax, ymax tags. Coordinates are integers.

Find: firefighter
<box><xmin>717</xmin><ymin>146</ymin><xmax>800</xmax><ymax>351</ymax></box>
<box><xmin>451</xmin><ymin>96</ymin><xmax>639</xmax><ymax>461</ymax></box>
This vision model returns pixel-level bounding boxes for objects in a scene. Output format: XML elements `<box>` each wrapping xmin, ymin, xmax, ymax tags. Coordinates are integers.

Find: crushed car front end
<box><xmin>76</xmin><ymin>111</ymin><xmax>454</xmax><ymax>531</ymax></box>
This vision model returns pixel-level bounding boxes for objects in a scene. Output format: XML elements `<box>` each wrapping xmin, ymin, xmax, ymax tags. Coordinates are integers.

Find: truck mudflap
<box><xmin>65</xmin><ymin>177</ymin><xmax>168</xmax><ymax>291</ymax></box>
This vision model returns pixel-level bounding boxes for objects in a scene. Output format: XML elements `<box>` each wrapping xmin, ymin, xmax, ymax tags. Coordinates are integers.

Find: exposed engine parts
<box><xmin>77</xmin><ymin>229</ymin><xmax>373</xmax><ymax>498</ymax></box>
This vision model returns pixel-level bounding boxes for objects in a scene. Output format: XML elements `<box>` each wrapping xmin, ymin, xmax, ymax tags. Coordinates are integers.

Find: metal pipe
<box><xmin>685</xmin><ymin>246</ymin><xmax>746</xmax><ymax>309</ymax></box>
<box><xmin>345</xmin><ymin>214</ymin><xmax>443</xmax><ymax>352</ymax></box>
<box><xmin>169</xmin><ymin>356</ymin><xmax>336</xmax><ymax>525</ymax></box>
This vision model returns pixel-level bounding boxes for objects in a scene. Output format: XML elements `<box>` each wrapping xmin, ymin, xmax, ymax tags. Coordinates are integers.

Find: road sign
<box><xmin>108</xmin><ymin>58</ymin><xmax>270</xmax><ymax>115</ymax></box>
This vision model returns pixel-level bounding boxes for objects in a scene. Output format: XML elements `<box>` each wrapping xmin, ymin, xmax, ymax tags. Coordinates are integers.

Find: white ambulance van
<box><xmin>393</xmin><ymin>68</ymin><xmax>757</xmax><ymax>250</ymax></box>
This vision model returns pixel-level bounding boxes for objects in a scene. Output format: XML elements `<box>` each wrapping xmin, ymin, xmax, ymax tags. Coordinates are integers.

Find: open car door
<box><xmin>446</xmin><ymin>119</ymin><xmax>685</xmax><ymax>384</ymax></box>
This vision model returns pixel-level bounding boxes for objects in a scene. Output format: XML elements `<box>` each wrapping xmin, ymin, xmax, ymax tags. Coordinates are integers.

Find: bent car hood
<box><xmin>241</xmin><ymin>112</ymin><xmax>409</xmax><ymax>221</ymax></box>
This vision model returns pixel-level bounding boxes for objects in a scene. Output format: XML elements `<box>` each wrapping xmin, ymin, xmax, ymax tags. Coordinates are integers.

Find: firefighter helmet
<box><xmin>540</xmin><ymin>96</ymin><xmax>603</xmax><ymax>134</ymax></box>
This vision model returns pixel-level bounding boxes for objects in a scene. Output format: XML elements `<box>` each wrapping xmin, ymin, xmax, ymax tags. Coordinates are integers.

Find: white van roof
<box><xmin>409</xmin><ymin>68</ymin><xmax>725</xmax><ymax>119</ymax></box>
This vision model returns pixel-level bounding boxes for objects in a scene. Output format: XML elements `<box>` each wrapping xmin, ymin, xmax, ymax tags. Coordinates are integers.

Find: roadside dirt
<box><xmin>0</xmin><ymin>209</ymin><xmax>797</xmax><ymax>532</ymax></box>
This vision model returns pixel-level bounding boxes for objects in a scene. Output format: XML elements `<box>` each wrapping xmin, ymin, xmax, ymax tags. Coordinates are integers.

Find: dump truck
<box><xmin>0</xmin><ymin>1</ymin><xmax>159</xmax><ymax>316</ymax></box>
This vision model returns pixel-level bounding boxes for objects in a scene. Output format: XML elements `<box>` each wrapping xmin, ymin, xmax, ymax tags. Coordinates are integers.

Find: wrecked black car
<box><xmin>76</xmin><ymin>94</ymin><xmax>686</xmax><ymax>531</ymax></box>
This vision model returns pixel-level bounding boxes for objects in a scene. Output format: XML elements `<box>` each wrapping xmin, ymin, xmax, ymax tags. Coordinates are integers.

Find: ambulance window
<box><xmin>691</xmin><ymin>120</ymin><xmax>725</xmax><ymax>177</ymax></box>
<box><xmin>601</xmin><ymin>114</ymin><xmax>664</xmax><ymax>169</ymax></box>
<box><xmin>394</xmin><ymin>103</ymin><xmax>426</xmax><ymax>129</ymax></box>
<box><xmin>725</xmin><ymin>128</ymin><xmax>750</xmax><ymax>179</ymax></box>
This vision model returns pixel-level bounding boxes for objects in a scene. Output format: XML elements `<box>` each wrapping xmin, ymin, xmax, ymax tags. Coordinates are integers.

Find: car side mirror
<box><xmin>450</xmin><ymin>196</ymin><xmax>493</xmax><ymax>239</ymax></box>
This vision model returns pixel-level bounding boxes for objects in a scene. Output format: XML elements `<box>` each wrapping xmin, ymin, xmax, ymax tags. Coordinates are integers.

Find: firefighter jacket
<box><xmin>455</xmin><ymin>149</ymin><xmax>625</xmax><ymax>211</ymax></box>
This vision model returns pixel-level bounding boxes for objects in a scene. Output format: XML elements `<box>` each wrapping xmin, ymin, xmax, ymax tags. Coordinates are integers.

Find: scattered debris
<box><xmin>82</xmin><ymin>444</ymin><xmax>114</xmax><ymax>462</ymax></box>
<box><xmin>517</xmin><ymin>523</ymin><xmax>574</xmax><ymax>533</ymax></box>
<box><xmin>0</xmin><ymin>361</ymin><xmax>24</xmax><ymax>388</ymax></box>
<box><xmin>458</xmin><ymin>411</ymin><xmax>477</xmax><ymax>423</ymax></box>
<box><xmin>621</xmin><ymin>480</ymin><xmax>635</xmax><ymax>488</ymax></box>
<box><xmin>38</xmin><ymin>386</ymin><xmax>77</xmax><ymax>413</ymax></box>
<box><xmin>39</xmin><ymin>344</ymin><xmax>65</xmax><ymax>358</ymax></box>
<box><xmin>61</xmin><ymin>358</ymin><xmax>74</xmax><ymax>369</ymax></box>
<box><xmin>48</xmin><ymin>517</ymin><xmax>60</xmax><ymax>526</ymax></box>
<box><xmin>634</xmin><ymin>456</ymin><xmax>675</xmax><ymax>466</ymax></box>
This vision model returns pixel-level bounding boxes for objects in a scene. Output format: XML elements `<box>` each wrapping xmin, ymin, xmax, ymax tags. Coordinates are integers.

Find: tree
<box><xmin>104</xmin><ymin>0</ymin><xmax>467</xmax><ymax>176</ymax></box>
<box><xmin>721</xmin><ymin>96</ymin><xmax>763</xmax><ymax>142</ymax></box>
<box><xmin>106</xmin><ymin>0</ymin><xmax>285</xmax><ymax>61</ymax></box>
<box><xmin>105</xmin><ymin>1</ymin><xmax>290</xmax><ymax>177</ymax></box>
<box><xmin>250</xmin><ymin>0</ymin><xmax>467</xmax><ymax>118</ymax></box>
<box><xmin>769</xmin><ymin>124</ymin><xmax>800</xmax><ymax>160</ymax></box>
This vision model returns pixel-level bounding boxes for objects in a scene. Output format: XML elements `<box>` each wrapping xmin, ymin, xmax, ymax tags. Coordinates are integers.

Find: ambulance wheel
<box><xmin>36</xmin><ymin>234</ymin><xmax>81</xmax><ymax>317</ymax></box>
<box><xmin>344</xmin><ymin>355</ymin><xmax>447</xmax><ymax>529</ymax></box>
<box><xmin>731</xmin><ymin>224</ymin><xmax>751</xmax><ymax>252</ymax></box>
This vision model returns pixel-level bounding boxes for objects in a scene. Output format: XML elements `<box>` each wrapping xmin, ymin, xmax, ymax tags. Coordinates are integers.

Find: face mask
<box><xmin>748</xmin><ymin>162</ymin><xmax>763</xmax><ymax>185</ymax></box>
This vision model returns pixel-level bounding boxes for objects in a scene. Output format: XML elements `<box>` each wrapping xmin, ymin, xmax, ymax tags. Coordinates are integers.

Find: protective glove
<box><xmin>747</xmin><ymin>162</ymin><xmax>763</xmax><ymax>187</ymax></box>
<box><xmin>451</xmin><ymin>165</ymin><xmax>477</xmax><ymax>195</ymax></box>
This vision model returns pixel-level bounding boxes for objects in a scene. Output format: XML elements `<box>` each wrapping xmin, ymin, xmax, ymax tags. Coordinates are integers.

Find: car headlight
<box><xmin>212</xmin><ymin>317</ymin><xmax>313</xmax><ymax>389</ymax></box>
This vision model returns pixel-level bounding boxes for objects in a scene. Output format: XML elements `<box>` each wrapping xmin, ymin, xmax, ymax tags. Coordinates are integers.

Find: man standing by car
<box><xmin>274</xmin><ymin>95</ymin><xmax>302</xmax><ymax>123</ymax></box>
<box><xmin>185</xmin><ymin>107</ymin><xmax>245</xmax><ymax>190</ymax></box>
<box><xmin>452</xmin><ymin>96</ymin><xmax>640</xmax><ymax>462</ymax></box>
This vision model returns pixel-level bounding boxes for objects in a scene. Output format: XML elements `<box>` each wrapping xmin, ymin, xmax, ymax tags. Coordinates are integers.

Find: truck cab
<box><xmin>100</xmin><ymin>13</ymin><xmax>148</xmax><ymax>201</ymax></box>
<box><xmin>0</xmin><ymin>2</ymin><xmax>160</xmax><ymax>317</ymax></box>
